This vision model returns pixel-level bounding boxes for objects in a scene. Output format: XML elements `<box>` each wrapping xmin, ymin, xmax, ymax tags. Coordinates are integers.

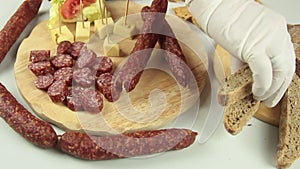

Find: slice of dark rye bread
<box><xmin>224</xmin><ymin>94</ymin><xmax>260</xmax><ymax>135</ymax></box>
<box><xmin>218</xmin><ymin>64</ymin><xmax>261</xmax><ymax>135</ymax></box>
<box><xmin>277</xmin><ymin>74</ymin><xmax>300</xmax><ymax>169</ymax></box>
<box><xmin>218</xmin><ymin>64</ymin><xmax>253</xmax><ymax>106</ymax></box>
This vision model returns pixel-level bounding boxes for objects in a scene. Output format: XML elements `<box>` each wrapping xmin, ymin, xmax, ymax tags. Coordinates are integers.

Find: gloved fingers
<box><xmin>260</xmin><ymin>41</ymin><xmax>295</xmax><ymax>102</ymax></box>
<box><xmin>247</xmin><ymin>54</ymin><xmax>272</xmax><ymax>99</ymax></box>
<box><xmin>262</xmin><ymin>43</ymin><xmax>296</xmax><ymax>107</ymax></box>
<box><xmin>263</xmin><ymin>73</ymin><xmax>294</xmax><ymax>107</ymax></box>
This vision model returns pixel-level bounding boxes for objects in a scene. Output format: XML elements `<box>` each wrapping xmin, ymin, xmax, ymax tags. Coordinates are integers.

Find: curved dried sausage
<box><xmin>0</xmin><ymin>0</ymin><xmax>42</xmax><ymax>64</ymax></box>
<box><xmin>60</xmin><ymin>128</ymin><xmax>197</xmax><ymax>160</ymax></box>
<box><xmin>0</xmin><ymin>83</ymin><xmax>58</xmax><ymax>148</ymax></box>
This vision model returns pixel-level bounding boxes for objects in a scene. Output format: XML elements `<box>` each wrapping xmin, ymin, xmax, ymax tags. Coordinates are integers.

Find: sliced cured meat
<box><xmin>65</xmin><ymin>86</ymin><xmax>85</xmax><ymax>111</ymax></box>
<box><xmin>54</xmin><ymin>67</ymin><xmax>73</xmax><ymax>85</ymax></box>
<box><xmin>28</xmin><ymin>61</ymin><xmax>54</xmax><ymax>76</ymax></box>
<box><xmin>29</xmin><ymin>50</ymin><xmax>50</xmax><ymax>63</ymax></box>
<box><xmin>57</xmin><ymin>40</ymin><xmax>72</xmax><ymax>54</ymax></box>
<box><xmin>92</xmin><ymin>56</ymin><xmax>113</xmax><ymax>76</ymax></box>
<box><xmin>34</xmin><ymin>73</ymin><xmax>54</xmax><ymax>90</ymax></box>
<box><xmin>67</xmin><ymin>41</ymin><xmax>86</xmax><ymax>59</ymax></box>
<box><xmin>81</xmin><ymin>88</ymin><xmax>103</xmax><ymax>113</ymax></box>
<box><xmin>47</xmin><ymin>80</ymin><xmax>67</xmax><ymax>102</ymax></box>
<box><xmin>96</xmin><ymin>73</ymin><xmax>120</xmax><ymax>102</ymax></box>
<box><xmin>51</xmin><ymin>54</ymin><xmax>73</xmax><ymax>68</ymax></box>
<box><xmin>76</xmin><ymin>48</ymin><xmax>97</xmax><ymax>69</ymax></box>
<box><xmin>73</xmin><ymin>67</ymin><xmax>95</xmax><ymax>87</ymax></box>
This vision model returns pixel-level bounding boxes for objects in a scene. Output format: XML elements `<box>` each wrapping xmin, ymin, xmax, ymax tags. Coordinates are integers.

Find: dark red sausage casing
<box><xmin>0</xmin><ymin>83</ymin><xmax>58</xmax><ymax>148</ymax></box>
<box><xmin>0</xmin><ymin>0</ymin><xmax>42</xmax><ymax>64</ymax></box>
<box><xmin>60</xmin><ymin>128</ymin><xmax>197</xmax><ymax>160</ymax></box>
<box><xmin>115</xmin><ymin>0</ymin><xmax>168</xmax><ymax>92</ymax></box>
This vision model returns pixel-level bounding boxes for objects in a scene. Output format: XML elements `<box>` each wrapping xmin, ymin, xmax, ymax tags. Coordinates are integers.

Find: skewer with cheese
<box><xmin>51</xmin><ymin>25</ymin><xmax>74</xmax><ymax>44</ymax></box>
<box><xmin>113</xmin><ymin>16</ymin><xmax>136</xmax><ymax>39</ymax></box>
<box><xmin>75</xmin><ymin>21</ymin><xmax>91</xmax><ymax>42</ymax></box>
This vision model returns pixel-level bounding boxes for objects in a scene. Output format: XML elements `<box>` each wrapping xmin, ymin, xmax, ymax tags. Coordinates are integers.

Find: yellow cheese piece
<box><xmin>75</xmin><ymin>21</ymin><xmax>91</xmax><ymax>42</ymax></box>
<box><xmin>113</xmin><ymin>17</ymin><xmax>136</xmax><ymax>39</ymax></box>
<box><xmin>51</xmin><ymin>25</ymin><xmax>74</xmax><ymax>44</ymax></box>
<box><xmin>103</xmin><ymin>36</ymin><xmax>119</xmax><ymax>57</ymax></box>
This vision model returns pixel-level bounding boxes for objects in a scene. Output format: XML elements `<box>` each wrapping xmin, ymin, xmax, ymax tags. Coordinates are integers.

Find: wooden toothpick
<box><xmin>58</xmin><ymin>3</ymin><xmax>62</xmax><ymax>34</ymax></box>
<box><xmin>80</xmin><ymin>0</ymin><xmax>84</xmax><ymax>28</ymax></box>
<box><xmin>124</xmin><ymin>0</ymin><xmax>130</xmax><ymax>26</ymax></box>
<box><xmin>98</xmin><ymin>0</ymin><xmax>104</xmax><ymax>24</ymax></box>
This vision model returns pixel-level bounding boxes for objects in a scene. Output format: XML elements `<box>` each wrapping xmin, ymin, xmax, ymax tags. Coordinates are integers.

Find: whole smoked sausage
<box><xmin>0</xmin><ymin>83</ymin><xmax>58</xmax><ymax>148</ymax></box>
<box><xmin>0</xmin><ymin>0</ymin><xmax>42</xmax><ymax>64</ymax></box>
<box><xmin>116</xmin><ymin>0</ymin><xmax>168</xmax><ymax>92</ymax></box>
<box><xmin>158</xmin><ymin>21</ymin><xmax>191</xmax><ymax>87</ymax></box>
<box><xmin>60</xmin><ymin>128</ymin><xmax>197</xmax><ymax>160</ymax></box>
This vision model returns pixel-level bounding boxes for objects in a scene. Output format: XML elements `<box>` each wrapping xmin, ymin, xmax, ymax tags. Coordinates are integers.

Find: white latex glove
<box><xmin>187</xmin><ymin>0</ymin><xmax>296</xmax><ymax>107</ymax></box>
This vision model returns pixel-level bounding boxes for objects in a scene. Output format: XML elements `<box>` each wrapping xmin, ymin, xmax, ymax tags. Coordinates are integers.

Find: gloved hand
<box><xmin>187</xmin><ymin>0</ymin><xmax>296</xmax><ymax>107</ymax></box>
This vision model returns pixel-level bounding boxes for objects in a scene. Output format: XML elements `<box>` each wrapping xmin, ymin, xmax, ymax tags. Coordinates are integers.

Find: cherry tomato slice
<box><xmin>61</xmin><ymin>0</ymin><xmax>96</xmax><ymax>20</ymax></box>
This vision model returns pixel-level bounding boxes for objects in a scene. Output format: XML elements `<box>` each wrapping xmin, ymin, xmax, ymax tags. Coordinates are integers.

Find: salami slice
<box><xmin>65</xmin><ymin>86</ymin><xmax>85</xmax><ymax>111</ymax></box>
<box><xmin>29</xmin><ymin>50</ymin><xmax>50</xmax><ymax>63</ymax></box>
<box><xmin>67</xmin><ymin>41</ymin><xmax>86</xmax><ymax>60</ymax></box>
<box><xmin>73</xmin><ymin>67</ymin><xmax>95</xmax><ymax>87</ymax></box>
<box><xmin>81</xmin><ymin>88</ymin><xmax>103</xmax><ymax>113</ymax></box>
<box><xmin>92</xmin><ymin>56</ymin><xmax>113</xmax><ymax>76</ymax></box>
<box><xmin>57</xmin><ymin>40</ymin><xmax>72</xmax><ymax>55</ymax></box>
<box><xmin>47</xmin><ymin>80</ymin><xmax>67</xmax><ymax>103</ymax></box>
<box><xmin>96</xmin><ymin>73</ymin><xmax>120</xmax><ymax>102</ymax></box>
<box><xmin>28</xmin><ymin>61</ymin><xmax>54</xmax><ymax>76</ymax></box>
<box><xmin>51</xmin><ymin>54</ymin><xmax>73</xmax><ymax>68</ymax></box>
<box><xmin>76</xmin><ymin>48</ymin><xmax>97</xmax><ymax>69</ymax></box>
<box><xmin>34</xmin><ymin>73</ymin><xmax>54</xmax><ymax>90</ymax></box>
<box><xmin>54</xmin><ymin>67</ymin><xmax>73</xmax><ymax>85</ymax></box>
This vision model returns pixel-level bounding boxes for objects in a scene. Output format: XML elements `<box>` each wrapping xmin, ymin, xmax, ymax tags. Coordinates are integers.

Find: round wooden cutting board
<box><xmin>14</xmin><ymin>1</ymin><xmax>208</xmax><ymax>134</ymax></box>
<box><xmin>213</xmin><ymin>45</ymin><xmax>281</xmax><ymax>126</ymax></box>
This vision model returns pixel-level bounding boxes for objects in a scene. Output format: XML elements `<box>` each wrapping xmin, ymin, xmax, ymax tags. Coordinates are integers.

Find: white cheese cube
<box><xmin>113</xmin><ymin>17</ymin><xmax>136</xmax><ymax>39</ymax></box>
<box><xmin>103</xmin><ymin>36</ymin><xmax>120</xmax><ymax>57</ymax></box>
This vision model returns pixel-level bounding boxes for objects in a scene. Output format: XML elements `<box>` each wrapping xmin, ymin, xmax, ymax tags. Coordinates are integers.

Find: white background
<box><xmin>0</xmin><ymin>0</ymin><xmax>300</xmax><ymax>169</ymax></box>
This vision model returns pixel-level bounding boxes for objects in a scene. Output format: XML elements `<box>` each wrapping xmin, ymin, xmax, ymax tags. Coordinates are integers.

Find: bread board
<box><xmin>14</xmin><ymin>1</ymin><xmax>208</xmax><ymax>134</ymax></box>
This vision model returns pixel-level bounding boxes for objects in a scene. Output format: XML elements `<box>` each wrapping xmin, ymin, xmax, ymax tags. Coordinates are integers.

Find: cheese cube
<box><xmin>94</xmin><ymin>17</ymin><xmax>114</xmax><ymax>32</ymax></box>
<box><xmin>75</xmin><ymin>21</ymin><xmax>91</xmax><ymax>42</ymax></box>
<box><xmin>103</xmin><ymin>36</ymin><xmax>119</xmax><ymax>57</ymax></box>
<box><xmin>113</xmin><ymin>17</ymin><xmax>136</xmax><ymax>39</ymax></box>
<box><xmin>95</xmin><ymin>18</ymin><xmax>115</xmax><ymax>39</ymax></box>
<box><xmin>51</xmin><ymin>25</ymin><xmax>74</xmax><ymax>44</ymax></box>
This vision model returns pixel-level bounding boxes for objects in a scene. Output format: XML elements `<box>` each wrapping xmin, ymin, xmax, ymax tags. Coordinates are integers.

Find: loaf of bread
<box><xmin>277</xmin><ymin>74</ymin><xmax>300</xmax><ymax>169</ymax></box>
<box><xmin>218</xmin><ymin>64</ymin><xmax>253</xmax><ymax>106</ymax></box>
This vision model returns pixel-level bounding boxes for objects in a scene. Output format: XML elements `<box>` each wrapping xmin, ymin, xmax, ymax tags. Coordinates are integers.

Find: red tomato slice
<box><xmin>61</xmin><ymin>0</ymin><xmax>97</xmax><ymax>20</ymax></box>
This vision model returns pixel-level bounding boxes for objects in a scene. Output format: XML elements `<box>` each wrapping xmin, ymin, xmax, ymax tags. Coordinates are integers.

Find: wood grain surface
<box><xmin>14</xmin><ymin>1</ymin><xmax>208</xmax><ymax>134</ymax></box>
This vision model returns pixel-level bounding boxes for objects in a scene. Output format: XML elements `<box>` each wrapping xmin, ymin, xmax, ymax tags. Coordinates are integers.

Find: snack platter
<box><xmin>0</xmin><ymin>0</ymin><xmax>300</xmax><ymax>169</ymax></box>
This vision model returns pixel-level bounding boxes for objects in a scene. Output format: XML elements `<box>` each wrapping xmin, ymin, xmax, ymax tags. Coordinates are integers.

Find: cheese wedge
<box><xmin>103</xmin><ymin>36</ymin><xmax>119</xmax><ymax>57</ymax></box>
<box><xmin>113</xmin><ymin>17</ymin><xmax>136</xmax><ymax>39</ymax></box>
<box><xmin>75</xmin><ymin>21</ymin><xmax>91</xmax><ymax>42</ymax></box>
<box><xmin>51</xmin><ymin>25</ymin><xmax>74</xmax><ymax>44</ymax></box>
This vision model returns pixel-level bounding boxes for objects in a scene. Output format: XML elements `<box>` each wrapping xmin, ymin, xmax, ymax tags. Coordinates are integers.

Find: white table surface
<box><xmin>0</xmin><ymin>0</ymin><xmax>299</xmax><ymax>169</ymax></box>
